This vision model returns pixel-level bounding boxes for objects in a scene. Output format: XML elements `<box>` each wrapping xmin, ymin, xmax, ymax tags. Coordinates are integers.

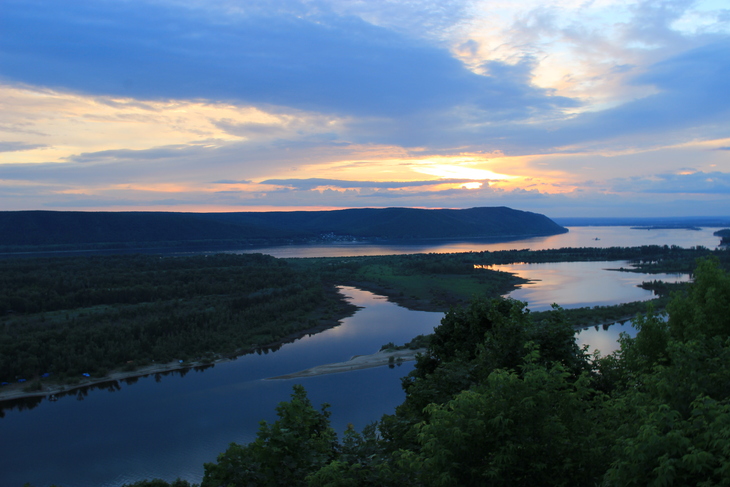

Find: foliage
<box><xmin>0</xmin><ymin>253</ymin><xmax>350</xmax><ymax>381</ymax></box>
<box><xmin>601</xmin><ymin>256</ymin><xmax>730</xmax><ymax>485</ymax></box>
<box><xmin>380</xmin><ymin>334</ymin><xmax>431</xmax><ymax>352</ymax></box>
<box><xmin>403</xmin><ymin>351</ymin><xmax>611</xmax><ymax>486</ymax></box>
<box><xmin>603</xmin><ymin>395</ymin><xmax>730</xmax><ymax>487</ymax></box>
<box><xmin>393</xmin><ymin>297</ymin><xmax>590</xmax><ymax>425</ymax></box>
<box><xmin>668</xmin><ymin>256</ymin><xmax>730</xmax><ymax>341</ymax></box>
<box><xmin>202</xmin><ymin>385</ymin><xmax>337</xmax><ymax>487</ymax></box>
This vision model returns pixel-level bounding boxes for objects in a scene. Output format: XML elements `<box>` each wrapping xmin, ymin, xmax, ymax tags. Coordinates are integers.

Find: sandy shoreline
<box><xmin>267</xmin><ymin>348</ymin><xmax>426</xmax><ymax>380</ymax></box>
<box><xmin>0</xmin><ymin>359</ymin><xmax>231</xmax><ymax>403</ymax></box>
<box><xmin>0</xmin><ymin>288</ymin><xmax>360</xmax><ymax>405</ymax></box>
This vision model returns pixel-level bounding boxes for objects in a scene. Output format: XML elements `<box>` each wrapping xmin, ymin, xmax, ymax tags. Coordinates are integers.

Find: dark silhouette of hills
<box><xmin>554</xmin><ymin>216</ymin><xmax>730</xmax><ymax>227</ymax></box>
<box><xmin>0</xmin><ymin>207</ymin><xmax>567</xmax><ymax>250</ymax></box>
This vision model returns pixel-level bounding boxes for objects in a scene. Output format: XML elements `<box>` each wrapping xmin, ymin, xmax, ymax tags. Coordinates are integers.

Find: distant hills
<box><xmin>554</xmin><ymin>216</ymin><xmax>730</xmax><ymax>227</ymax></box>
<box><xmin>0</xmin><ymin>207</ymin><xmax>568</xmax><ymax>251</ymax></box>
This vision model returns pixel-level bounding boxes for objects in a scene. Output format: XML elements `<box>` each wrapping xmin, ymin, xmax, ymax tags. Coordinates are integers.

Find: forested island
<box><xmin>0</xmin><ymin>206</ymin><xmax>567</xmax><ymax>252</ymax></box>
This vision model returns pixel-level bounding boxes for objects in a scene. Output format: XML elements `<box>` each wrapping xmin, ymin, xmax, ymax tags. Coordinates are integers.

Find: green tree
<box><xmin>669</xmin><ymin>256</ymin><xmax>730</xmax><ymax>341</ymax></box>
<box><xmin>603</xmin><ymin>395</ymin><xmax>730</xmax><ymax>487</ymax></box>
<box><xmin>402</xmin><ymin>348</ymin><xmax>611</xmax><ymax>487</ymax></box>
<box><xmin>602</xmin><ymin>258</ymin><xmax>730</xmax><ymax>485</ymax></box>
<box><xmin>202</xmin><ymin>385</ymin><xmax>337</xmax><ymax>487</ymax></box>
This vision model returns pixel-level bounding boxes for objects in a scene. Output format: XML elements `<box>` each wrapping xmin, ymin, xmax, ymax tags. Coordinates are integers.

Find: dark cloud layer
<box><xmin>0</xmin><ymin>141</ymin><xmax>46</xmax><ymax>152</ymax></box>
<box><xmin>0</xmin><ymin>0</ymin><xmax>570</xmax><ymax>120</ymax></box>
<box><xmin>3</xmin><ymin>1</ymin><xmax>728</xmax><ymax>154</ymax></box>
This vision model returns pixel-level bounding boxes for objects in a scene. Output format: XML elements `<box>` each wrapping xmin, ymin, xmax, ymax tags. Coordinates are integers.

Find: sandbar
<box><xmin>268</xmin><ymin>348</ymin><xmax>426</xmax><ymax>380</ymax></box>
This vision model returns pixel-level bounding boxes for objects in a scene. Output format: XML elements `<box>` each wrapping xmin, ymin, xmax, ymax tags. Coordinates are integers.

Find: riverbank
<box><xmin>0</xmin><ymin>360</ymin><xmax>219</xmax><ymax>402</ymax></box>
<box><xmin>0</xmin><ymin>296</ymin><xmax>359</xmax><ymax>405</ymax></box>
<box><xmin>268</xmin><ymin>348</ymin><xmax>427</xmax><ymax>380</ymax></box>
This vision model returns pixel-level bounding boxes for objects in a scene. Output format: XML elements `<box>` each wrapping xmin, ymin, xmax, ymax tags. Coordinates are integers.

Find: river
<box><xmin>0</xmin><ymin>226</ymin><xmax>721</xmax><ymax>487</ymax></box>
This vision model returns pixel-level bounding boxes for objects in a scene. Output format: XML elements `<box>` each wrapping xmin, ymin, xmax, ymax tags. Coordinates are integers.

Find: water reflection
<box><xmin>0</xmin><ymin>364</ymin><xmax>219</xmax><ymax>417</ymax></box>
<box><xmin>493</xmin><ymin>261</ymin><xmax>689</xmax><ymax>311</ymax></box>
<box><xmin>575</xmin><ymin>320</ymin><xmax>639</xmax><ymax>356</ymax></box>
<box><xmin>0</xmin><ymin>287</ymin><xmax>442</xmax><ymax>487</ymax></box>
<box><xmin>228</xmin><ymin>226</ymin><xmax>722</xmax><ymax>258</ymax></box>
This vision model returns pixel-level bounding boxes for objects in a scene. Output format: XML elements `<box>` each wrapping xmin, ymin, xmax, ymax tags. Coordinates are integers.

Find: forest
<box><xmin>68</xmin><ymin>255</ymin><xmax>730</xmax><ymax>487</ymax></box>
<box><xmin>288</xmin><ymin>244</ymin><xmax>728</xmax><ymax>310</ymax></box>
<box><xmin>0</xmin><ymin>253</ymin><xmax>354</xmax><ymax>383</ymax></box>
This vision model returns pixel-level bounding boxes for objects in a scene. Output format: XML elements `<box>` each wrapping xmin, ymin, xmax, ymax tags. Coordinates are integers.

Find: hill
<box><xmin>0</xmin><ymin>207</ymin><xmax>567</xmax><ymax>251</ymax></box>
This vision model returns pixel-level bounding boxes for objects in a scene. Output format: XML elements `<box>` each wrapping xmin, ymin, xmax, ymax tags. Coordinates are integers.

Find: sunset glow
<box><xmin>1</xmin><ymin>0</ymin><xmax>728</xmax><ymax>217</ymax></box>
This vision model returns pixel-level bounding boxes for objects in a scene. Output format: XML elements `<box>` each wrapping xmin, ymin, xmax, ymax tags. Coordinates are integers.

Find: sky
<box><xmin>1</xmin><ymin>0</ymin><xmax>729</xmax><ymax>217</ymax></box>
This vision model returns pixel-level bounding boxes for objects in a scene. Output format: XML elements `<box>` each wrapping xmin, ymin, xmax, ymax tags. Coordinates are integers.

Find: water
<box><xmin>0</xmin><ymin>287</ymin><xmax>442</xmax><ymax>487</ymax></box>
<box><xmin>228</xmin><ymin>226</ymin><xmax>722</xmax><ymax>258</ymax></box>
<box><xmin>0</xmin><ymin>226</ymin><xmax>717</xmax><ymax>487</ymax></box>
<box><xmin>575</xmin><ymin>320</ymin><xmax>639</xmax><ymax>356</ymax></box>
<box><xmin>494</xmin><ymin>261</ymin><xmax>689</xmax><ymax>311</ymax></box>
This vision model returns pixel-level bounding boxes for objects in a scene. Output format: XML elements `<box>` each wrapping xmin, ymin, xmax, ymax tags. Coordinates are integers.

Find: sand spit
<box><xmin>268</xmin><ymin>348</ymin><xmax>426</xmax><ymax>380</ymax></box>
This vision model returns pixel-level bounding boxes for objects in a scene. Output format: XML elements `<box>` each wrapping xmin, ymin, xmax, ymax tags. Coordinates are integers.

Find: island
<box><xmin>715</xmin><ymin>228</ymin><xmax>730</xmax><ymax>244</ymax></box>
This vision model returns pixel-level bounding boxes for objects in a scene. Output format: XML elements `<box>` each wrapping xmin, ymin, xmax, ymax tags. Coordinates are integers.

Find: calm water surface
<box><xmin>494</xmin><ymin>261</ymin><xmax>690</xmax><ymax>311</ymax></box>
<box><xmin>0</xmin><ymin>287</ymin><xmax>442</xmax><ymax>487</ymax></box>
<box><xmin>231</xmin><ymin>226</ymin><xmax>722</xmax><ymax>258</ymax></box>
<box><xmin>0</xmin><ymin>227</ymin><xmax>718</xmax><ymax>486</ymax></box>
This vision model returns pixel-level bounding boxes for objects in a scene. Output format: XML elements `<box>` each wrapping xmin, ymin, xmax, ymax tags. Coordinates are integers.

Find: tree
<box><xmin>602</xmin><ymin>258</ymin><xmax>730</xmax><ymax>486</ymax></box>
<box><xmin>202</xmin><ymin>385</ymin><xmax>337</xmax><ymax>487</ymax></box>
<box><xmin>668</xmin><ymin>256</ymin><xmax>730</xmax><ymax>341</ymax></box>
<box><xmin>402</xmin><ymin>348</ymin><xmax>611</xmax><ymax>487</ymax></box>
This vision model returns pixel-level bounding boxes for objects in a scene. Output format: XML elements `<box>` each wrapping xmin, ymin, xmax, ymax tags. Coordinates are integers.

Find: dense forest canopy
<box><xmin>0</xmin><ymin>253</ymin><xmax>351</xmax><ymax>382</ymax></box>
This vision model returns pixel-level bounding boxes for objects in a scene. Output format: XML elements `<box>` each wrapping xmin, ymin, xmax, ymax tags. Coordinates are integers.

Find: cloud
<box><xmin>4</xmin><ymin>0</ymin><xmax>727</xmax><ymax>156</ymax></box>
<box><xmin>260</xmin><ymin>178</ymin><xmax>478</xmax><ymax>190</ymax></box>
<box><xmin>0</xmin><ymin>141</ymin><xmax>46</xmax><ymax>152</ymax></box>
<box><xmin>478</xmin><ymin>39</ymin><xmax>730</xmax><ymax>154</ymax></box>
<box><xmin>1</xmin><ymin>0</ymin><xmax>729</xmax><ymax>217</ymax></box>
<box><xmin>0</xmin><ymin>0</ymin><xmax>570</xmax><ymax>122</ymax></box>
<box><xmin>610</xmin><ymin>171</ymin><xmax>730</xmax><ymax>194</ymax></box>
<box><xmin>212</xmin><ymin>179</ymin><xmax>253</xmax><ymax>185</ymax></box>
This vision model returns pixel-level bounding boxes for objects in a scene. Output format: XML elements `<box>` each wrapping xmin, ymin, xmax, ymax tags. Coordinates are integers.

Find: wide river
<box><xmin>0</xmin><ymin>227</ymin><xmax>723</xmax><ymax>487</ymax></box>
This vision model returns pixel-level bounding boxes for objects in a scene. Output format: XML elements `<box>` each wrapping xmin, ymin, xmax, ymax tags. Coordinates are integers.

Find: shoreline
<box><xmin>267</xmin><ymin>348</ymin><xmax>426</xmax><ymax>380</ymax></box>
<box><xmin>0</xmin><ymin>358</ymin><xmax>230</xmax><ymax>403</ymax></box>
<box><xmin>0</xmin><ymin>315</ymin><xmax>644</xmax><ymax>404</ymax></box>
<box><xmin>0</xmin><ymin>291</ymin><xmax>360</xmax><ymax>405</ymax></box>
